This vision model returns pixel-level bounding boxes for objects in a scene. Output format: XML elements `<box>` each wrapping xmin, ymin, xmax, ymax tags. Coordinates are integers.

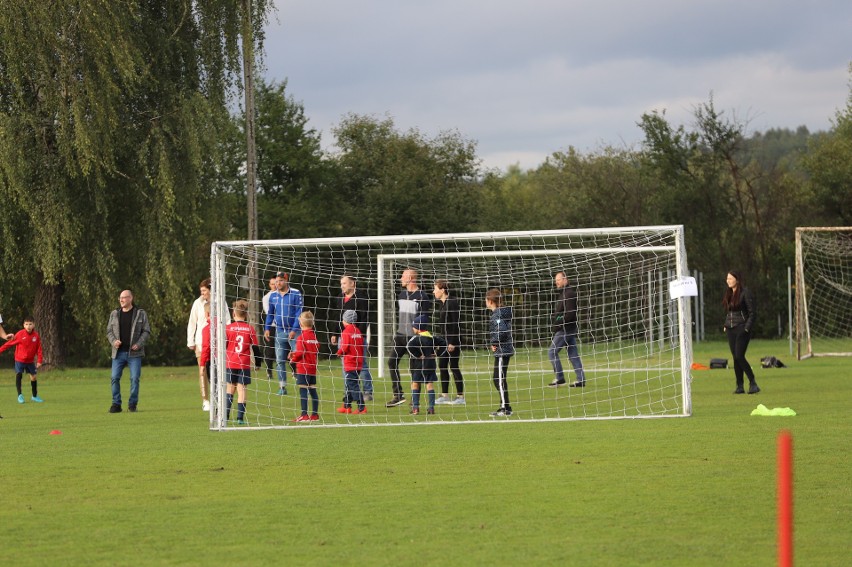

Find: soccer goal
<box><xmin>209</xmin><ymin>225</ymin><xmax>694</xmax><ymax>430</ymax></box>
<box><xmin>795</xmin><ymin>227</ymin><xmax>852</xmax><ymax>359</ymax></box>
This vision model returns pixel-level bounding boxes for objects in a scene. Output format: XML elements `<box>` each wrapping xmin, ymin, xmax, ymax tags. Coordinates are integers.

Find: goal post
<box><xmin>208</xmin><ymin>225</ymin><xmax>693</xmax><ymax>430</ymax></box>
<box><xmin>795</xmin><ymin>227</ymin><xmax>852</xmax><ymax>359</ymax></box>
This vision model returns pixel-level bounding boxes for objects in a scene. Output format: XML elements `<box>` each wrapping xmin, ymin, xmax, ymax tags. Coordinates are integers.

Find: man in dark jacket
<box><xmin>547</xmin><ymin>271</ymin><xmax>586</xmax><ymax>388</ymax></box>
<box><xmin>107</xmin><ymin>289</ymin><xmax>152</xmax><ymax>413</ymax></box>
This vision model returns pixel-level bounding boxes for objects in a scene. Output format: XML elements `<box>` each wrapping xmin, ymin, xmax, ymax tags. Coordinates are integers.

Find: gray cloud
<box><xmin>262</xmin><ymin>0</ymin><xmax>851</xmax><ymax>170</ymax></box>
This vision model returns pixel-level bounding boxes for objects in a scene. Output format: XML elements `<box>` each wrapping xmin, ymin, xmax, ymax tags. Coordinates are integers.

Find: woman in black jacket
<box><xmin>723</xmin><ymin>271</ymin><xmax>760</xmax><ymax>394</ymax></box>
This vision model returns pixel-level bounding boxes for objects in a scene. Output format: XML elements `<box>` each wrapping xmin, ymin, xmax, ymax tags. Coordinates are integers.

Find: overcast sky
<box><xmin>261</xmin><ymin>0</ymin><xmax>851</xmax><ymax>171</ymax></box>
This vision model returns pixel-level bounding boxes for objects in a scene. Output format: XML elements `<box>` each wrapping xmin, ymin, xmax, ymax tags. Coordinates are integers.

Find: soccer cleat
<box><xmin>31</xmin><ymin>396</ymin><xmax>44</xmax><ymax>403</ymax></box>
<box><xmin>202</xmin><ymin>400</ymin><xmax>211</xmax><ymax>411</ymax></box>
<box><xmin>293</xmin><ymin>414</ymin><xmax>312</xmax><ymax>422</ymax></box>
<box><xmin>409</xmin><ymin>407</ymin><xmax>420</xmax><ymax>415</ymax></box>
<box><xmin>748</xmin><ymin>383</ymin><xmax>761</xmax><ymax>395</ymax></box>
<box><xmin>568</xmin><ymin>381</ymin><xmax>586</xmax><ymax>388</ymax></box>
<box><xmin>337</xmin><ymin>406</ymin><xmax>352</xmax><ymax>414</ymax></box>
<box><xmin>733</xmin><ymin>387</ymin><xmax>745</xmax><ymax>394</ymax></box>
<box><xmin>17</xmin><ymin>394</ymin><xmax>25</xmax><ymax>404</ymax></box>
<box><xmin>426</xmin><ymin>407</ymin><xmax>435</xmax><ymax>415</ymax></box>
<box><xmin>548</xmin><ymin>379</ymin><xmax>567</xmax><ymax>388</ymax></box>
<box><xmin>354</xmin><ymin>407</ymin><xmax>368</xmax><ymax>414</ymax></box>
<box><xmin>490</xmin><ymin>407</ymin><xmax>513</xmax><ymax>417</ymax></box>
<box><xmin>109</xmin><ymin>404</ymin><xmax>122</xmax><ymax>413</ymax></box>
<box><xmin>451</xmin><ymin>397</ymin><xmax>466</xmax><ymax>405</ymax></box>
<box><xmin>277</xmin><ymin>386</ymin><xmax>288</xmax><ymax>396</ymax></box>
<box><xmin>309</xmin><ymin>414</ymin><xmax>320</xmax><ymax>421</ymax></box>
<box><xmin>385</xmin><ymin>396</ymin><xmax>406</xmax><ymax>408</ymax></box>
<box><xmin>237</xmin><ymin>419</ymin><xmax>247</xmax><ymax>425</ymax></box>
<box><xmin>435</xmin><ymin>395</ymin><xmax>451</xmax><ymax>405</ymax></box>
<box><xmin>128</xmin><ymin>404</ymin><xmax>137</xmax><ymax>413</ymax></box>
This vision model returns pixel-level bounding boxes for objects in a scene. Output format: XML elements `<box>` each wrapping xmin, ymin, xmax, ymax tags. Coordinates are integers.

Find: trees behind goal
<box><xmin>209</xmin><ymin>226</ymin><xmax>693</xmax><ymax>430</ymax></box>
<box><xmin>795</xmin><ymin>227</ymin><xmax>852</xmax><ymax>359</ymax></box>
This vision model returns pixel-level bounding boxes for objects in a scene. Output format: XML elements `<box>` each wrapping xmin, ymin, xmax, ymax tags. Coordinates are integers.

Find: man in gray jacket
<box><xmin>107</xmin><ymin>289</ymin><xmax>151</xmax><ymax>413</ymax></box>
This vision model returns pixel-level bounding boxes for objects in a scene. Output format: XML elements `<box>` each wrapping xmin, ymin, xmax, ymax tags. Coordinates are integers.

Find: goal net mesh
<box><xmin>209</xmin><ymin>226</ymin><xmax>693</xmax><ymax>429</ymax></box>
<box><xmin>795</xmin><ymin>227</ymin><xmax>852</xmax><ymax>359</ymax></box>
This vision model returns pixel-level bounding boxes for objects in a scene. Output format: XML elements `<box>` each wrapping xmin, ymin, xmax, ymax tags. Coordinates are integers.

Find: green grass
<box><xmin>1</xmin><ymin>339</ymin><xmax>849</xmax><ymax>566</ymax></box>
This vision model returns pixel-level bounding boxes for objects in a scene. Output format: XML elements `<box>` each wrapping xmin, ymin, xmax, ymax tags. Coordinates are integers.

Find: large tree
<box><xmin>0</xmin><ymin>0</ymin><xmax>271</xmax><ymax>366</ymax></box>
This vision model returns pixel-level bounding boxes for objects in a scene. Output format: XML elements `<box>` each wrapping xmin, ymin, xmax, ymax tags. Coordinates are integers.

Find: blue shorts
<box><xmin>411</xmin><ymin>370</ymin><xmax>437</xmax><ymax>383</ymax></box>
<box><xmin>226</xmin><ymin>368</ymin><xmax>252</xmax><ymax>385</ymax></box>
<box><xmin>15</xmin><ymin>361</ymin><xmax>37</xmax><ymax>375</ymax></box>
<box><xmin>295</xmin><ymin>373</ymin><xmax>317</xmax><ymax>387</ymax></box>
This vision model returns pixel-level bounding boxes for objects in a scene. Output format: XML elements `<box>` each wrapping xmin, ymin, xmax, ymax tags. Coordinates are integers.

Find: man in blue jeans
<box><xmin>264</xmin><ymin>272</ymin><xmax>303</xmax><ymax>395</ymax></box>
<box><xmin>547</xmin><ymin>271</ymin><xmax>586</xmax><ymax>388</ymax></box>
<box><xmin>107</xmin><ymin>290</ymin><xmax>151</xmax><ymax>413</ymax></box>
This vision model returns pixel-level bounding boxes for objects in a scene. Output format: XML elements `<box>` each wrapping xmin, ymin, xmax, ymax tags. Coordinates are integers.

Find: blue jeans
<box><xmin>274</xmin><ymin>330</ymin><xmax>299</xmax><ymax>385</ymax></box>
<box><xmin>549</xmin><ymin>330</ymin><xmax>585</xmax><ymax>383</ymax></box>
<box><xmin>343</xmin><ymin>370</ymin><xmax>364</xmax><ymax>407</ymax></box>
<box><xmin>339</xmin><ymin>343</ymin><xmax>373</xmax><ymax>394</ymax></box>
<box><xmin>111</xmin><ymin>351</ymin><xmax>142</xmax><ymax>406</ymax></box>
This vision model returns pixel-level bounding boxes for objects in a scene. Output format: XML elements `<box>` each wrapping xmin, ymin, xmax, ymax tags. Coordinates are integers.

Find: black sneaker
<box><xmin>128</xmin><ymin>404</ymin><xmax>137</xmax><ymax>412</ymax></box>
<box><xmin>733</xmin><ymin>387</ymin><xmax>745</xmax><ymax>394</ymax></box>
<box><xmin>748</xmin><ymin>383</ymin><xmax>761</xmax><ymax>395</ymax></box>
<box><xmin>385</xmin><ymin>396</ymin><xmax>406</xmax><ymax>408</ymax></box>
<box><xmin>109</xmin><ymin>404</ymin><xmax>122</xmax><ymax>413</ymax></box>
<box><xmin>569</xmin><ymin>381</ymin><xmax>586</xmax><ymax>388</ymax></box>
<box><xmin>548</xmin><ymin>379</ymin><xmax>567</xmax><ymax>388</ymax></box>
<box><xmin>490</xmin><ymin>407</ymin><xmax>512</xmax><ymax>417</ymax></box>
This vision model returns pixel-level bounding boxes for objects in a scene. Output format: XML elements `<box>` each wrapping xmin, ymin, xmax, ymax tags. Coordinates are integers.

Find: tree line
<box><xmin>1</xmin><ymin>4</ymin><xmax>849</xmax><ymax>367</ymax></box>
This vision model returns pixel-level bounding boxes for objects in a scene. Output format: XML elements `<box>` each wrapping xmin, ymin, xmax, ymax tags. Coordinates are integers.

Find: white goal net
<box><xmin>795</xmin><ymin>227</ymin><xmax>852</xmax><ymax>359</ymax></box>
<box><xmin>209</xmin><ymin>226</ymin><xmax>693</xmax><ymax>430</ymax></box>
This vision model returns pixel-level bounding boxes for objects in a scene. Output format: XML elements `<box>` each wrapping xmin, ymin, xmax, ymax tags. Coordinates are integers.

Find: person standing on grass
<box><xmin>187</xmin><ymin>278</ymin><xmax>212</xmax><ymax>412</ymax></box>
<box><xmin>261</xmin><ymin>274</ymin><xmax>278</xmax><ymax>381</ymax></box>
<box><xmin>0</xmin><ymin>316</ymin><xmax>44</xmax><ymax>404</ymax></box>
<box><xmin>486</xmin><ymin>288</ymin><xmax>514</xmax><ymax>417</ymax></box>
<box><xmin>107</xmin><ymin>290</ymin><xmax>151</xmax><ymax>413</ymax></box>
<box><xmin>264</xmin><ymin>272</ymin><xmax>303</xmax><ymax>396</ymax></box>
<box><xmin>330</xmin><ymin>274</ymin><xmax>374</xmax><ymax>401</ymax></box>
<box><xmin>336</xmin><ymin>310</ymin><xmax>366</xmax><ymax>415</ymax></box>
<box><xmin>290</xmin><ymin>311</ymin><xmax>321</xmax><ymax>422</ymax></box>
<box><xmin>433</xmin><ymin>279</ymin><xmax>465</xmax><ymax>405</ymax></box>
<box><xmin>225</xmin><ymin>299</ymin><xmax>260</xmax><ymax>425</ymax></box>
<box><xmin>386</xmin><ymin>268</ymin><xmax>432</xmax><ymax>408</ymax></box>
<box><xmin>406</xmin><ymin>315</ymin><xmax>447</xmax><ymax>416</ymax></box>
<box><xmin>723</xmin><ymin>270</ymin><xmax>760</xmax><ymax>395</ymax></box>
<box><xmin>547</xmin><ymin>271</ymin><xmax>586</xmax><ymax>388</ymax></box>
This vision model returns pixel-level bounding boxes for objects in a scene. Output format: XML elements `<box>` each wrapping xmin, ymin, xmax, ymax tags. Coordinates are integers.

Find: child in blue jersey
<box><xmin>406</xmin><ymin>315</ymin><xmax>447</xmax><ymax>415</ymax></box>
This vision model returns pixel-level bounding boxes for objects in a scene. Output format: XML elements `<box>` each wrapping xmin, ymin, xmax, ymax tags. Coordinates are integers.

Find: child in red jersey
<box><xmin>336</xmin><ymin>310</ymin><xmax>365</xmax><ymax>414</ymax></box>
<box><xmin>0</xmin><ymin>316</ymin><xmax>44</xmax><ymax>403</ymax></box>
<box><xmin>225</xmin><ymin>299</ymin><xmax>259</xmax><ymax>424</ymax></box>
<box><xmin>289</xmin><ymin>311</ymin><xmax>321</xmax><ymax>422</ymax></box>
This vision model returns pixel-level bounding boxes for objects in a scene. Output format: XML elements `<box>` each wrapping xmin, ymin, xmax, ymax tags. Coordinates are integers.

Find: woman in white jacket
<box><xmin>187</xmin><ymin>278</ymin><xmax>211</xmax><ymax>411</ymax></box>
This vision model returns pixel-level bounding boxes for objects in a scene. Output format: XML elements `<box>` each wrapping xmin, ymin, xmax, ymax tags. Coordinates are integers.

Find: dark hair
<box><xmin>23</xmin><ymin>315</ymin><xmax>34</xmax><ymax>324</ymax></box>
<box><xmin>722</xmin><ymin>271</ymin><xmax>743</xmax><ymax>310</ymax></box>
<box><xmin>435</xmin><ymin>278</ymin><xmax>449</xmax><ymax>293</ymax></box>
<box><xmin>200</xmin><ymin>278</ymin><xmax>211</xmax><ymax>289</ymax></box>
<box><xmin>486</xmin><ymin>288</ymin><xmax>502</xmax><ymax>306</ymax></box>
<box><xmin>341</xmin><ymin>273</ymin><xmax>356</xmax><ymax>283</ymax></box>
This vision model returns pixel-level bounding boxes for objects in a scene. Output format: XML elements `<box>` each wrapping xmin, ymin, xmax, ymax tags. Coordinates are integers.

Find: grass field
<box><xmin>1</xmin><ymin>340</ymin><xmax>849</xmax><ymax>566</ymax></box>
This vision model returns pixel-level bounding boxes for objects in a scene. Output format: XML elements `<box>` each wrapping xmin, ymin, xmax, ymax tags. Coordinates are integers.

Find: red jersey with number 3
<box><xmin>225</xmin><ymin>321</ymin><xmax>258</xmax><ymax>370</ymax></box>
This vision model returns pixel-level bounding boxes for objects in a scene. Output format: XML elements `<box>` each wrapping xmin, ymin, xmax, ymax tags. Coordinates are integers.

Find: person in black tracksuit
<box><xmin>722</xmin><ymin>270</ymin><xmax>760</xmax><ymax>395</ymax></box>
<box><xmin>386</xmin><ymin>268</ymin><xmax>432</xmax><ymax>408</ymax></box>
<box><xmin>485</xmin><ymin>288</ymin><xmax>514</xmax><ymax>417</ymax></box>
<box><xmin>433</xmin><ymin>279</ymin><xmax>465</xmax><ymax>405</ymax></box>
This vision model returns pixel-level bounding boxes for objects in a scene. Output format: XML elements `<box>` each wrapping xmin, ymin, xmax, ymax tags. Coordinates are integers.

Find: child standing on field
<box><xmin>485</xmin><ymin>289</ymin><xmax>514</xmax><ymax>417</ymax></box>
<box><xmin>225</xmin><ymin>300</ymin><xmax>259</xmax><ymax>425</ymax></box>
<box><xmin>406</xmin><ymin>315</ymin><xmax>447</xmax><ymax>415</ymax></box>
<box><xmin>336</xmin><ymin>310</ymin><xmax>366</xmax><ymax>414</ymax></box>
<box><xmin>0</xmin><ymin>316</ymin><xmax>44</xmax><ymax>404</ymax></box>
<box><xmin>289</xmin><ymin>311</ymin><xmax>321</xmax><ymax>422</ymax></box>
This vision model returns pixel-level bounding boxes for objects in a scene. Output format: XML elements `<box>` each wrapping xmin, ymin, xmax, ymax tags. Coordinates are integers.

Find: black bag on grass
<box><xmin>760</xmin><ymin>356</ymin><xmax>786</xmax><ymax>368</ymax></box>
<box><xmin>709</xmin><ymin>358</ymin><xmax>728</xmax><ymax>369</ymax></box>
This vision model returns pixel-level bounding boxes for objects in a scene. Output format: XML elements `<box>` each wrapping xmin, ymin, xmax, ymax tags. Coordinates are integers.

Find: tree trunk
<box><xmin>33</xmin><ymin>274</ymin><xmax>65</xmax><ymax>370</ymax></box>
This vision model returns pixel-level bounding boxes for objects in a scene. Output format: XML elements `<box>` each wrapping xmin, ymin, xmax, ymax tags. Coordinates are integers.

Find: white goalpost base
<box><xmin>795</xmin><ymin>227</ymin><xmax>852</xmax><ymax>359</ymax></box>
<box><xmin>209</xmin><ymin>226</ymin><xmax>693</xmax><ymax>430</ymax></box>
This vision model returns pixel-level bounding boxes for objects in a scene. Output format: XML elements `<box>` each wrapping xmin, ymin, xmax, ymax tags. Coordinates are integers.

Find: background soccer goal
<box><xmin>795</xmin><ymin>226</ymin><xmax>852</xmax><ymax>359</ymax></box>
<box><xmin>209</xmin><ymin>226</ymin><xmax>694</xmax><ymax>430</ymax></box>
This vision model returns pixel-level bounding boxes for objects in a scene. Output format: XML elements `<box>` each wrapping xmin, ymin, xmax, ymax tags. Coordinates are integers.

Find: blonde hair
<box><xmin>232</xmin><ymin>299</ymin><xmax>248</xmax><ymax>319</ymax></box>
<box><xmin>299</xmin><ymin>310</ymin><xmax>315</xmax><ymax>329</ymax></box>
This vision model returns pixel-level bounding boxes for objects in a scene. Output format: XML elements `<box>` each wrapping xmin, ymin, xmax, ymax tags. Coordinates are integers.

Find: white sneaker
<box><xmin>202</xmin><ymin>400</ymin><xmax>211</xmax><ymax>411</ymax></box>
<box><xmin>451</xmin><ymin>397</ymin><xmax>466</xmax><ymax>405</ymax></box>
<box><xmin>435</xmin><ymin>396</ymin><xmax>451</xmax><ymax>405</ymax></box>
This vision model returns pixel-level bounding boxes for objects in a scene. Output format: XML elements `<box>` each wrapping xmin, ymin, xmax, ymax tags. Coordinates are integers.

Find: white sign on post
<box><xmin>669</xmin><ymin>276</ymin><xmax>698</xmax><ymax>299</ymax></box>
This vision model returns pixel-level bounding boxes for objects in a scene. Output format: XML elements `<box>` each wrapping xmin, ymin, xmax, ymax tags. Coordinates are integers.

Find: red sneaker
<box><xmin>293</xmin><ymin>414</ymin><xmax>311</xmax><ymax>422</ymax></box>
<box><xmin>337</xmin><ymin>406</ymin><xmax>352</xmax><ymax>414</ymax></box>
<box><xmin>309</xmin><ymin>414</ymin><xmax>320</xmax><ymax>421</ymax></box>
<box><xmin>409</xmin><ymin>407</ymin><xmax>420</xmax><ymax>415</ymax></box>
<box><xmin>355</xmin><ymin>407</ymin><xmax>368</xmax><ymax>414</ymax></box>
